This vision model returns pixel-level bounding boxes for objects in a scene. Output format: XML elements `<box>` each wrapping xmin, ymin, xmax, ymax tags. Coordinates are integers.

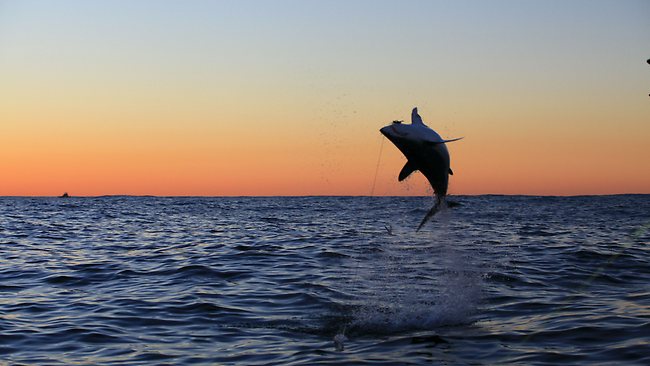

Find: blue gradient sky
<box><xmin>1</xmin><ymin>0</ymin><xmax>649</xmax><ymax>195</ymax></box>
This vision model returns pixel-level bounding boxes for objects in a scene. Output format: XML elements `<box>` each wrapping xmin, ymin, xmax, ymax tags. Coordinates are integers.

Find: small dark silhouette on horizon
<box><xmin>60</xmin><ymin>192</ymin><xmax>70</xmax><ymax>198</ymax></box>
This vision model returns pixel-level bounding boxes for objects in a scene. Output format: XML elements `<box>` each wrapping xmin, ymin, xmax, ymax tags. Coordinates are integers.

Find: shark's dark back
<box><xmin>412</xmin><ymin>143</ymin><xmax>450</xmax><ymax>197</ymax></box>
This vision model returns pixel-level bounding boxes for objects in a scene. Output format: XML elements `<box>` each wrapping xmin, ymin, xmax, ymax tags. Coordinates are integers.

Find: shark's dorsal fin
<box><xmin>411</xmin><ymin>107</ymin><xmax>424</xmax><ymax>125</ymax></box>
<box><xmin>449</xmin><ymin>168</ymin><xmax>454</xmax><ymax>175</ymax></box>
<box><xmin>398</xmin><ymin>161</ymin><xmax>418</xmax><ymax>181</ymax></box>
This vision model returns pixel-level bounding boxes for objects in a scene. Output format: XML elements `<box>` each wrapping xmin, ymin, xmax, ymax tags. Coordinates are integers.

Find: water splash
<box><xmin>348</xmin><ymin>213</ymin><xmax>483</xmax><ymax>334</ymax></box>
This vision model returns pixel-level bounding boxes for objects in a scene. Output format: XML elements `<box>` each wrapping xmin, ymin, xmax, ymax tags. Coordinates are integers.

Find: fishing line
<box><xmin>369</xmin><ymin>135</ymin><xmax>385</xmax><ymax>196</ymax></box>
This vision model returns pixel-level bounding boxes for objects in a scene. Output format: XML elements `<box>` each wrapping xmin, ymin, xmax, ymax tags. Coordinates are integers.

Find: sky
<box><xmin>1</xmin><ymin>0</ymin><xmax>649</xmax><ymax>196</ymax></box>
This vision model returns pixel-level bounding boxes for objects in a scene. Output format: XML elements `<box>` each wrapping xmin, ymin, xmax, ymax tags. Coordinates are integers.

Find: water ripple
<box><xmin>0</xmin><ymin>195</ymin><xmax>648</xmax><ymax>364</ymax></box>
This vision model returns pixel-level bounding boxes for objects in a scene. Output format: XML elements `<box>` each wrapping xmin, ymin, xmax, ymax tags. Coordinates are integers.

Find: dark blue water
<box><xmin>1</xmin><ymin>195</ymin><xmax>649</xmax><ymax>365</ymax></box>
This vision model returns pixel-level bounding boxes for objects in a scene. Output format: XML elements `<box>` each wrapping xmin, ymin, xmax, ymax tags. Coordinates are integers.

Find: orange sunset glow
<box><xmin>1</xmin><ymin>1</ymin><xmax>649</xmax><ymax>196</ymax></box>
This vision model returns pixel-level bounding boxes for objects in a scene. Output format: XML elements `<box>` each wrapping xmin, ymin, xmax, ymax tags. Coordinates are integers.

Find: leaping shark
<box><xmin>380</xmin><ymin>108</ymin><xmax>462</xmax><ymax>231</ymax></box>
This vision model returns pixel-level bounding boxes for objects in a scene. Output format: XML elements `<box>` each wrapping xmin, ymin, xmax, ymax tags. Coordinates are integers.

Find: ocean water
<box><xmin>1</xmin><ymin>195</ymin><xmax>649</xmax><ymax>365</ymax></box>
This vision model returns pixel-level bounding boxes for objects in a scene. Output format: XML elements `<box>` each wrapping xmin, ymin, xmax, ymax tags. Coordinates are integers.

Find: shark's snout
<box><xmin>379</xmin><ymin>125</ymin><xmax>406</xmax><ymax>139</ymax></box>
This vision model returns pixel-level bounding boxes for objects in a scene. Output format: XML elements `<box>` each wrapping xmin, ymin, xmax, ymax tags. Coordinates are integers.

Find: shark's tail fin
<box><xmin>416</xmin><ymin>199</ymin><xmax>442</xmax><ymax>232</ymax></box>
<box><xmin>416</xmin><ymin>197</ymin><xmax>461</xmax><ymax>231</ymax></box>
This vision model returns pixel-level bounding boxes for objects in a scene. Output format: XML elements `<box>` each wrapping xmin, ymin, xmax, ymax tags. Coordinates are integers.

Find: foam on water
<box><xmin>345</xmin><ymin>209</ymin><xmax>483</xmax><ymax>335</ymax></box>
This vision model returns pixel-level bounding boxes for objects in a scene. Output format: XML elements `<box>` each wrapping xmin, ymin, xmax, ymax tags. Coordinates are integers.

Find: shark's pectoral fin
<box><xmin>398</xmin><ymin>161</ymin><xmax>418</xmax><ymax>181</ymax></box>
<box><xmin>442</xmin><ymin>137</ymin><xmax>463</xmax><ymax>143</ymax></box>
<box><xmin>424</xmin><ymin>137</ymin><xmax>464</xmax><ymax>146</ymax></box>
<box><xmin>449</xmin><ymin>168</ymin><xmax>454</xmax><ymax>175</ymax></box>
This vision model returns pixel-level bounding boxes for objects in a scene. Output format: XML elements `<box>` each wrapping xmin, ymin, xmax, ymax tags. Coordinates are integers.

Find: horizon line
<box><xmin>1</xmin><ymin>193</ymin><xmax>648</xmax><ymax>198</ymax></box>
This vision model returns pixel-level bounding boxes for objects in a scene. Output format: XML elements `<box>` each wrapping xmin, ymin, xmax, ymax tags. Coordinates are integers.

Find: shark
<box><xmin>379</xmin><ymin>107</ymin><xmax>462</xmax><ymax>231</ymax></box>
